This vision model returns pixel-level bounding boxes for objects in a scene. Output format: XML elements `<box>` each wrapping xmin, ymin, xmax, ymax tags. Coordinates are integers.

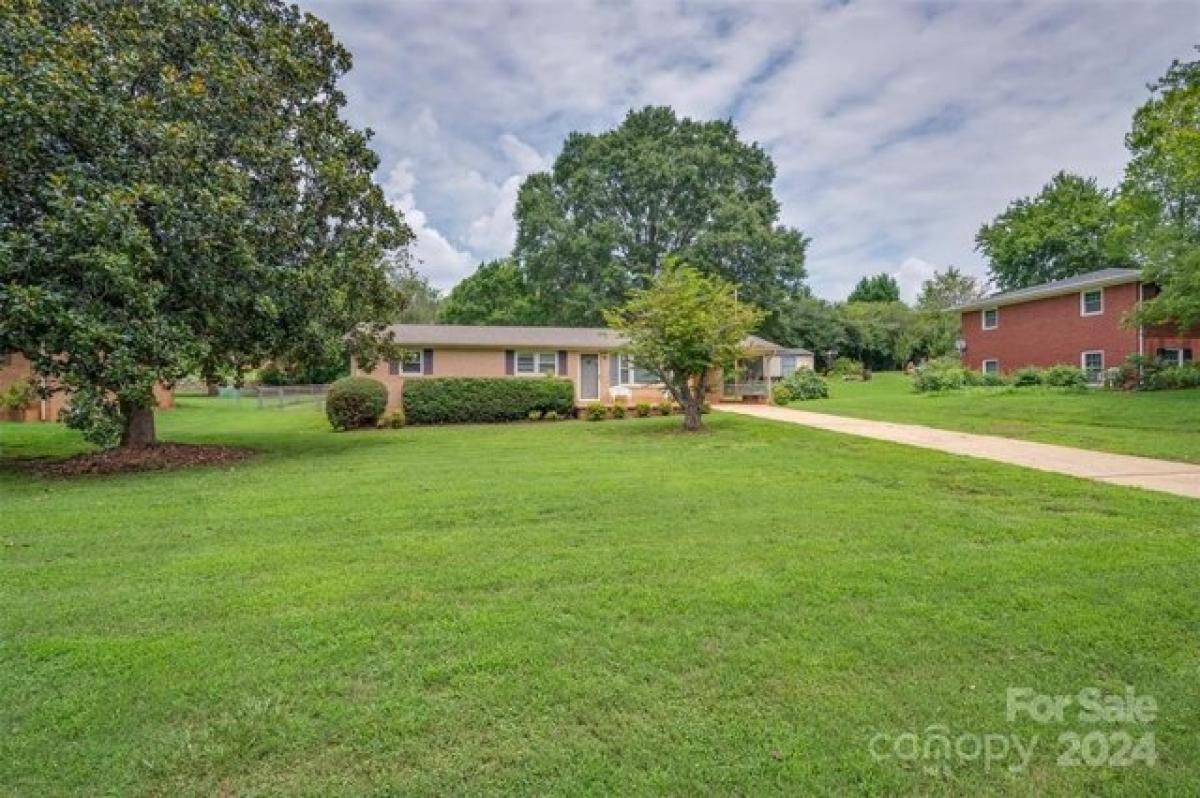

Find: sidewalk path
<box><xmin>715</xmin><ymin>403</ymin><xmax>1200</xmax><ymax>500</ymax></box>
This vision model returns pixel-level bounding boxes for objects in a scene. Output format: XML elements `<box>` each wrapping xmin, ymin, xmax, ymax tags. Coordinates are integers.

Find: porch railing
<box><xmin>722</xmin><ymin>380</ymin><xmax>771</xmax><ymax>398</ymax></box>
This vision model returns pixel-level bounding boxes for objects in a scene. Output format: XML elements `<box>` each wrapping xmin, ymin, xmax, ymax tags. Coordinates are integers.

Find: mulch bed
<box><xmin>30</xmin><ymin>443</ymin><xmax>255</xmax><ymax>477</ymax></box>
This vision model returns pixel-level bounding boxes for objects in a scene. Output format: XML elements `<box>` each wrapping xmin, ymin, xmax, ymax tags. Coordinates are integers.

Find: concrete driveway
<box><xmin>716</xmin><ymin>403</ymin><xmax>1200</xmax><ymax>500</ymax></box>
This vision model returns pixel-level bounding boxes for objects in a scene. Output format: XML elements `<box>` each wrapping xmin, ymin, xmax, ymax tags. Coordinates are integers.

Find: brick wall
<box><xmin>961</xmin><ymin>282</ymin><xmax>1141</xmax><ymax>372</ymax></box>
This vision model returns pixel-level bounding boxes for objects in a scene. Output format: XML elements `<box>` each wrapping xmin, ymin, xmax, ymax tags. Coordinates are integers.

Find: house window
<box><xmin>780</xmin><ymin>355</ymin><xmax>798</xmax><ymax>377</ymax></box>
<box><xmin>515</xmin><ymin>351</ymin><xmax>557</xmax><ymax>376</ymax></box>
<box><xmin>1081</xmin><ymin>351</ymin><xmax>1105</xmax><ymax>382</ymax></box>
<box><xmin>617</xmin><ymin>354</ymin><xmax>659</xmax><ymax>385</ymax></box>
<box><xmin>1155</xmin><ymin>348</ymin><xmax>1193</xmax><ymax>366</ymax></box>
<box><xmin>982</xmin><ymin>359</ymin><xmax>1000</xmax><ymax>376</ymax></box>
<box><xmin>1080</xmin><ymin>288</ymin><xmax>1104</xmax><ymax>316</ymax></box>
<box><xmin>982</xmin><ymin>308</ymin><xmax>999</xmax><ymax>330</ymax></box>
<box><xmin>389</xmin><ymin>350</ymin><xmax>423</xmax><ymax>375</ymax></box>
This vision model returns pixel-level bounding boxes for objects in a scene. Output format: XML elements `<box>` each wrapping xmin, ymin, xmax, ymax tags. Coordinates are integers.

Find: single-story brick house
<box><xmin>351</xmin><ymin>324</ymin><xmax>812</xmax><ymax>409</ymax></box>
<box><xmin>0</xmin><ymin>351</ymin><xmax>174</xmax><ymax>422</ymax></box>
<box><xmin>953</xmin><ymin>267</ymin><xmax>1200</xmax><ymax>381</ymax></box>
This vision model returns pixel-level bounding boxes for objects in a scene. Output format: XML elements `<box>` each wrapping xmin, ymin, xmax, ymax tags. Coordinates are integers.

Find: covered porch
<box><xmin>721</xmin><ymin>340</ymin><xmax>814</xmax><ymax>402</ymax></box>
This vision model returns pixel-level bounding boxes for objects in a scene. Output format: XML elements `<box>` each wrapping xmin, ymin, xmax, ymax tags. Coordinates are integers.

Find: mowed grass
<box><xmin>1</xmin><ymin>399</ymin><xmax>1199</xmax><ymax>795</ymax></box>
<box><xmin>795</xmin><ymin>372</ymin><xmax>1200</xmax><ymax>464</ymax></box>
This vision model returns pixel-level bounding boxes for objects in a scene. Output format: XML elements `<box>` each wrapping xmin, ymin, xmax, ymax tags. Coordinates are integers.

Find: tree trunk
<box><xmin>683</xmin><ymin>400</ymin><xmax>702</xmax><ymax>431</ymax></box>
<box><xmin>120</xmin><ymin>404</ymin><xmax>157</xmax><ymax>448</ymax></box>
<box><xmin>206</xmin><ymin>378</ymin><xmax>219</xmax><ymax>397</ymax></box>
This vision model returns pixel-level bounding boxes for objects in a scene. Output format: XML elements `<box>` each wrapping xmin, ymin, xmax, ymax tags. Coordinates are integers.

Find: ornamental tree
<box><xmin>0</xmin><ymin>1</ymin><xmax>410</xmax><ymax>447</ymax></box>
<box><xmin>604</xmin><ymin>263</ymin><xmax>763</xmax><ymax>432</ymax></box>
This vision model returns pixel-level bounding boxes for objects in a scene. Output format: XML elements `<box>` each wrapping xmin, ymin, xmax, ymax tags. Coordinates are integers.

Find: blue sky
<box><xmin>303</xmin><ymin>0</ymin><xmax>1198</xmax><ymax>302</ymax></box>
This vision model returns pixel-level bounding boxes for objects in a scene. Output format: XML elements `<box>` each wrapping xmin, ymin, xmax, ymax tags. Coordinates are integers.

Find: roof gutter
<box><xmin>949</xmin><ymin>275</ymin><xmax>1142</xmax><ymax>313</ymax></box>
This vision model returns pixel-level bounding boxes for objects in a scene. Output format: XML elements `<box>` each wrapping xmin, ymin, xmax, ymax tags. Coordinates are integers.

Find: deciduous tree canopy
<box><xmin>509</xmin><ymin>106</ymin><xmax>808</xmax><ymax>333</ymax></box>
<box><xmin>976</xmin><ymin>172</ymin><xmax>1129</xmax><ymax>291</ymax></box>
<box><xmin>1123</xmin><ymin>51</ymin><xmax>1200</xmax><ymax>331</ymax></box>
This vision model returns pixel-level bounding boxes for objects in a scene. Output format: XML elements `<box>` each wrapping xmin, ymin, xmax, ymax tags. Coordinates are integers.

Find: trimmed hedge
<box><xmin>326</xmin><ymin>377</ymin><xmax>389</xmax><ymax>430</ymax></box>
<box><xmin>403</xmin><ymin>377</ymin><xmax>575</xmax><ymax>424</ymax></box>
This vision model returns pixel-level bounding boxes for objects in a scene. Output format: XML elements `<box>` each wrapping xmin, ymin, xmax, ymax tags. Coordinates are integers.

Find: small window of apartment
<box><xmin>982</xmin><ymin>359</ymin><xmax>1000</xmax><ymax>376</ymax></box>
<box><xmin>1080</xmin><ymin>288</ymin><xmax>1104</xmax><ymax>316</ymax></box>
<box><xmin>515</xmin><ymin>351</ymin><xmax>557</xmax><ymax>376</ymax></box>
<box><xmin>1155</xmin><ymin>348</ymin><xmax>1193</xmax><ymax>366</ymax></box>
<box><xmin>1081</xmin><ymin>351</ymin><xmax>1105</xmax><ymax>382</ymax></box>
<box><xmin>617</xmin><ymin>354</ymin><xmax>658</xmax><ymax>385</ymax></box>
<box><xmin>982</xmin><ymin>308</ymin><xmax>999</xmax><ymax>330</ymax></box>
<box><xmin>389</xmin><ymin>350</ymin><xmax>424</xmax><ymax>375</ymax></box>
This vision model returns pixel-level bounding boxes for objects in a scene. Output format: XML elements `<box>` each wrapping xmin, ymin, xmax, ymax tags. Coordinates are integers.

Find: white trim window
<box><xmin>1080</xmin><ymin>288</ymin><xmax>1104</xmax><ymax>316</ymax></box>
<box><xmin>1156</xmin><ymin>348</ymin><xmax>1193</xmax><ymax>366</ymax></box>
<box><xmin>515</xmin><ymin>351</ymin><xmax>557</xmax><ymax>376</ymax></box>
<box><xmin>1081</xmin><ymin>350</ymin><xmax>1105</xmax><ymax>382</ymax></box>
<box><xmin>389</xmin><ymin>350</ymin><xmax>423</xmax><ymax>376</ymax></box>
<box><xmin>982</xmin><ymin>307</ymin><xmax>999</xmax><ymax>330</ymax></box>
<box><xmin>617</xmin><ymin>354</ymin><xmax>659</xmax><ymax>385</ymax></box>
<box><xmin>982</xmin><ymin>359</ymin><xmax>1000</xmax><ymax>376</ymax></box>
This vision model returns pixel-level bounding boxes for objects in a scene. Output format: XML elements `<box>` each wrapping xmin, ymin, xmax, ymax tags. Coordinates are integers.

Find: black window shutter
<box><xmin>1184</xmin><ymin>349</ymin><xmax>1194</xmax><ymax>363</ymax></box>
<box><xmin>422</xmin><ymin>349</ymin><xmax>433</xmax><ymax>375</ymax></box>
<box><xmin>610</xmin><ymin>353</ymin><xmax>621</xmax><ymax>386</ymax></box>
<box><xmin>388</xmin><ymin>360</ymin><xmax>399</xmax><ymax>376</ymax></box>
<box><xmin>505</xmin><ymin>350</ymin><xmax>515</xmax><ymax>375</ymax></box>
<box><xmin>1156</xmin><ymin>348</ymin><xmax>1167</xmax><ymax>359</ymax></box>
<box><xmin>557</xmin><ymin>350</ymin><xmax>568</xmax><ymax>375</ymax></box>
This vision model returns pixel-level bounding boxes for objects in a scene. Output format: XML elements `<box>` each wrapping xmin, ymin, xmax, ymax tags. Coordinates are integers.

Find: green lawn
<box><xmin>792</xmin><ymin>372</ymin><xmax>1200</xmax><ymax>464</ymax></box>
<box><xmin>2</xmin><ymin>399</ymin><xmax>1198</xmax><ymax>795</ymax></box>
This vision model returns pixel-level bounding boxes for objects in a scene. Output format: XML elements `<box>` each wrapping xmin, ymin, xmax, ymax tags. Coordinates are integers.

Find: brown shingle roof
<box><xmin>383</xmin><ymin>324</ymin><xmax>791</xmax><ymax>352</ymax></box>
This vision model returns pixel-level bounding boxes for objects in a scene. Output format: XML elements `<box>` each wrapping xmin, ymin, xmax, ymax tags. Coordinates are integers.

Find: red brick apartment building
<box><xmin>954</xmin><ymin>268</ymin><xmax>1200</xmax><ymax>381</ymax></box>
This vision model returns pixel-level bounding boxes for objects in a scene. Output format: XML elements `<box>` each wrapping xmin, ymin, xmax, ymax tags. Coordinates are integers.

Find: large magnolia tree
<box><xmin>0</xmin><ymin>0</ymin><xmax>410</xmax><ymax>447</ymax></box>
<box><xmin>604</xmin><ymin>263</ymin><xmax>762</xmax><ymax>432</ymax></box>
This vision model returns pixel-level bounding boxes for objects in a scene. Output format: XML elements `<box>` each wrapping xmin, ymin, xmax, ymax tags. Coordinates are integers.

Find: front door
<box><xmin>580</xmin><ymin>354</ymin><xmax>599</xmax><ymax>400</ymax></box>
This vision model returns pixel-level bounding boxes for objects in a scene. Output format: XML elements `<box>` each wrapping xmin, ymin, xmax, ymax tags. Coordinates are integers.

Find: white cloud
<box><xmin>305</xmin><ymin>0</ymin><xmax>1200</xmax><ymax>300</ymax></box>
<box><xmin>382</xmin><ymin>160</ymin><xmax>472</xmax><ymax>289</ymax></box>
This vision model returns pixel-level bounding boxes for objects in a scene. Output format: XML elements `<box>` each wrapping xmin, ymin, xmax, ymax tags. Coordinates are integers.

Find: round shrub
<box><xmin>658</xmin><ymin>401</ymin><xmax>673</xmax><ymax>416</ymax></box>
<box><xmin>585</xmin><ymin>403</ymin><xmax>607</xmax><ymax>421</ymax></box>
<box><xmin>772</xmin><ymin>384</ymin><xmax>794</xmax><ymax>405</ymax></box>
<box><xmin>1041</xmin><ymin>364</ymin><xmax>1087</xmax><ymax>388</ymax></box>
<box><xmin>780</xmin><ymin>368</ymin><xmax>829</xmax><ymax>401</ymax></box>
<box><xmin>635</xmin><ymin>402</ymin><xmax>652</xmax><ymax>418</ymax></box>
<box><xmin>1011</xmin><ymin>367</ymin><xmax>1043</xmax><ymax>387</ymax></box>
<box><xmin>611</xmin><ymin>403</ymin><xmax>626</xmax><ymax>419</ymax></box>
<box><xmin>912</xmin><ymin>358</ymin><xmax>968</xmax><ymax>392</ymax></box>
<box><xmin>326</xmin><ymin>376</ymin><xmax>388</xmax><ymax>431</ymax></box>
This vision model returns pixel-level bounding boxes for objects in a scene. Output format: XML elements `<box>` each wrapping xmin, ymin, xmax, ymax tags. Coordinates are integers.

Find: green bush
<box><xmin>544</xmin><ymin>410</ymin><xmax>562</xmax><ymax>421</ymax></box>
<box><xmin>981</xmin><ymin>371</ymin><xmax>1006</xmax><ymax>387</ymax></box>
<box><xmin>326</xmin><ymin>377</ymin><xmax>389</xmax><ymax>431</ymax></box>
<box><xmin>403</xmin><ymin>377</ymin><xmax>575</xmax><ymax>424</ymax></box>
<box><xmin>376</xmin><ymin>409</ymin><xmax>405</xmax><ymax>429</ymax></box>
<box><xmin>635</xmin><ymin>402</ymin><xmax>652</xmax><ymax>418</ymax></box>
<box><xmin>1041</xmin><ymin>364</ymin><xmax>1087</xmax><ymax>388</ymax></box>
<box><xmin>771</xmin><ymin>384</ymin><xmax>793</xmax><ymax>405</ymax></box>
<box><xmin>1011</xmin><ymin>367</ymin><xmax>1043</xmax><ymax>387</ymax></box>
<box><xmin>610</xmin><ymin>403</ymin><xmax>626</xmax><ymax>419</ymax></box>
<box><xmin>780</xmin><ymin>368</ymin><xmax>828</xmax><ymax>401</ymax></box>
<box><xmin>1145</xmin><ymin>363</ymin><xmax>1200</xmax><ymax>391</ymax></box>
<box><xmin>527</xmin><ymin>410</ymin><xmax>543</xmax><ymax>421</ymax></box>
<box><xmin>658</xmin><ymin>401</ymin><xmax>673</xmax><ymax>416</ymax></box>
<box><xmin>912</xmin><ymin>358</ymin><xmax>970</xmax><ymax>392</ymax></box>
<box><xmin>1</xmin><ymin>379</ymin><xmax>36</xmax><ymax>411</ymax></box>
<box><xmin>585</xmin><ymin>403</ymin><xmax>607</xmax><ymax>421</ymax></box>
<box><xmin>829</xmin><ymin>357</ymin><xmax>866</xmax><ymax>381</ymax></box>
